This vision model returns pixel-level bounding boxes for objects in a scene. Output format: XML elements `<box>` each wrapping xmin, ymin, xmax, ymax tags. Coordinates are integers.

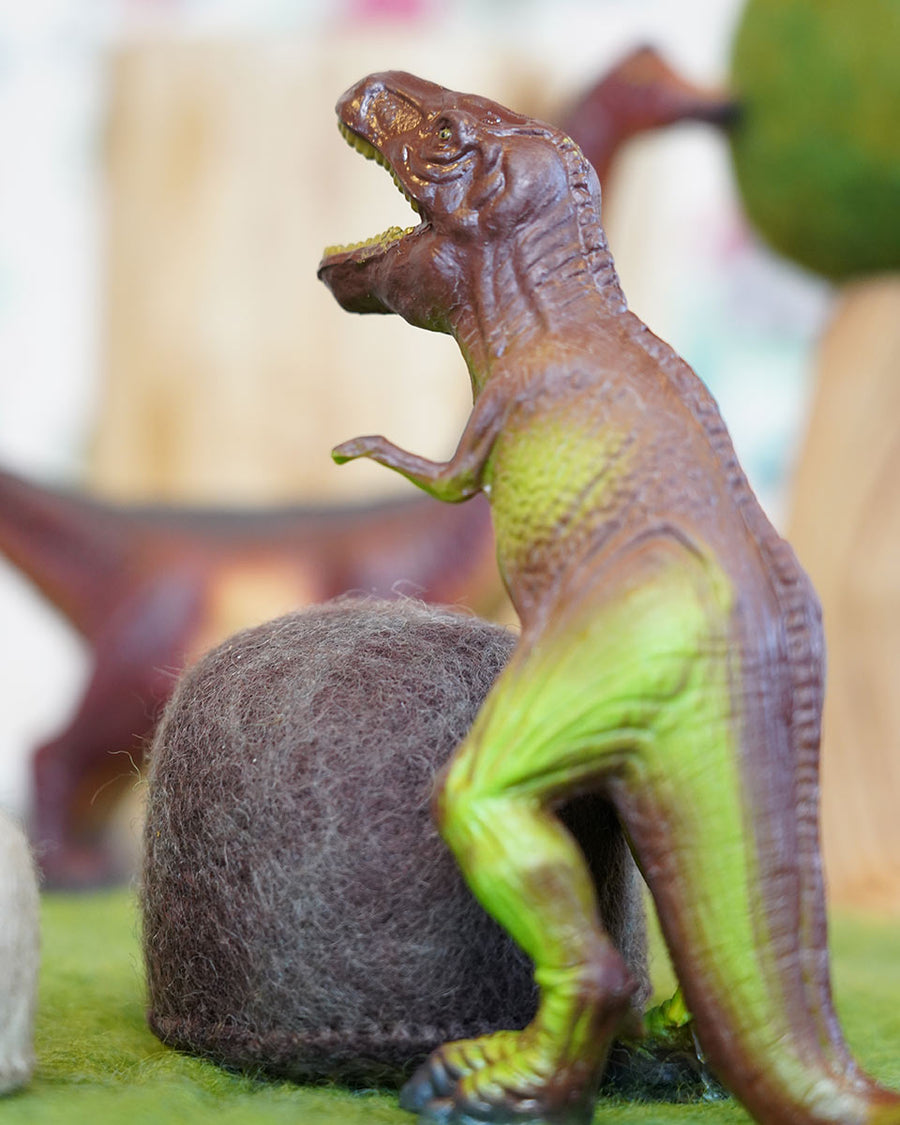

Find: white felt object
<box><xmin>0</xmin><ymin>810</ymin><xmax>39</xmax><ymax>1094</ymax></box>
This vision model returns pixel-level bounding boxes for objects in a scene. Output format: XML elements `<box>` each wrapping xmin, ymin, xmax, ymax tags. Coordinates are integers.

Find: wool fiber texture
<box><xmin>141</xmin><ymin>597</ymin><xmax>648</xmax><ymax>1085</ymax></box>
<box><xmin>0</xmin><ymin>811</ymin><xmax>39</xmax><ymax>1094</ymax></box>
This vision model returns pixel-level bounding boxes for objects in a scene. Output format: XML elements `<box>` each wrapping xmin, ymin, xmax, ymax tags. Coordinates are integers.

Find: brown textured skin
<box><xmin>0</xmin><ymin>466</ymin><xmax>497</xmax><ymax>886</ymax></box>
<box><xmin>318</xmin><ymin>73</ymin><xmax>900</xmax><ymax>1125</ymax></box>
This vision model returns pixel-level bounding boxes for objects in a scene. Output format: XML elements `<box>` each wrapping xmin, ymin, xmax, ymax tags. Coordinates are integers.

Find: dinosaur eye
<box><xmin>438</xmin><ymin>125</ymin><xmax>453</xmax><ymax>141</ymax></box>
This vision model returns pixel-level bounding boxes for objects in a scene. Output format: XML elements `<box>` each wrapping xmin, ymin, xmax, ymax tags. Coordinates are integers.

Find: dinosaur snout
<box><xmin>337</xmin><ymin>71</ymin><xmax>437</xmax><ymax>149</ymax></box>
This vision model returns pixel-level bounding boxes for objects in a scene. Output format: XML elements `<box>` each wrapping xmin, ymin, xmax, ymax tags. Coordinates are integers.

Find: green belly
<box><xmin>487</xmin><ymin>414</ymin><xmax>636</xmax><ymax>581</ymax></box>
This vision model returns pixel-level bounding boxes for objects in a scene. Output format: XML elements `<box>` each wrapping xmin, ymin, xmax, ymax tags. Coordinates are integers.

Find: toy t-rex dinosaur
<box><xmin>0</xmin><ymin>466</ymin><xmax>497</xmax><ymax>886</ymax></box>
<box><xmin>1</xmin><ymin>45</ymin><xmax>729</xmax><ymax>891</ymax></box>
<box><xmin>318</xmin><ymin>71</ymin><xmax>900</xmax><ymax>1125</ymax></box>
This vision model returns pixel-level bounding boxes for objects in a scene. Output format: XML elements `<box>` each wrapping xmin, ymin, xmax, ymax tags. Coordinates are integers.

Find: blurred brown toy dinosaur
<box><xmin>561</xmin><ymin>45</ymin><xmax>736</xmax><ymax>184</ymax></box>
<box><xmin>1</xmin><ymin>467</ymin><xmax>497</xmax><ymax>886</ymax></box>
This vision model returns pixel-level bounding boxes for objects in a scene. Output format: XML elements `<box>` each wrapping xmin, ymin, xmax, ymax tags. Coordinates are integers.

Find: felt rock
<box><xmin>729</xmin><ymin>0</ymin><xmax>900</xmax><ymax>279</ymax></box>
<box><xmin>0</xmin><ymin>811</ymin><xmax>40</xmax><ymax>1094</ymax></box>
<box><xmin>141</xmin><ymin>597</ymin><xmax>648</xmax><ymax>1085</ymax></box>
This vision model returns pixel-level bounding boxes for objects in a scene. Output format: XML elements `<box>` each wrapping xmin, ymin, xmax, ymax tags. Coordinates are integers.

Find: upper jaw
<box><xmin>336</xmin><ymin>70</ymin><xmax>443</xmax><ymax>152</ymax></box>
<box><xmin>318</xmin><ymin>74</ymin><xmax>433</xmax><ymax>278</ymax></box>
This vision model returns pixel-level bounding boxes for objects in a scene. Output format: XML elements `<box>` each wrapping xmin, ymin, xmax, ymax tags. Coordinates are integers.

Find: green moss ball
<box><xmin>729</xmin><ymin>0</ymin><xmax>900</xmax><ymax>279</ymax></box>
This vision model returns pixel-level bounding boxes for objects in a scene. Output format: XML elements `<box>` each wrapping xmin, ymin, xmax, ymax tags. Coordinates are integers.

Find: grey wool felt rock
<box><xmin>0</xmin><ymin>811</ymin><xmax>39</xmax><ymax>1095</ymax></box>
<box><xmin>141</xmin><ymin>597</ymin><xmax>648</xmax><ymax>1084</ymax></box>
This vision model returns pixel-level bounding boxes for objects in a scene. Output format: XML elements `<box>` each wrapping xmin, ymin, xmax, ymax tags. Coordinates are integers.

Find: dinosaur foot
<box><xmin>407</xmin><ymin>1104</ymin><xmax>589</xmax><ymax>1125</ymax></box>
<box><xmin>400</xmin><ymin>1031</ymin><xmax>596</xmax><ymax>1125</ymax></box>
<box><xmin>601</xmin><ymin>1031</ymin><xmax>728</xmax><ymax>1103</ymax></box>
<box><xmin>596</xmin><ymin>989</ymin><xmax>726</xmax><ymax>1104</ymax></box>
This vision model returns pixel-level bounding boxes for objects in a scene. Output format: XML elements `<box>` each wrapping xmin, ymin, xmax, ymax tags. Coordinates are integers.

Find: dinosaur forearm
<box><xmin>332</xmin><ymin>436</ymin><xmax>479</xmax><ymax>502</ymax></box>
<box><xmin>332</xmin><ymin>384</ymin><xmax>507</xmax><ymax>503</ymax></box>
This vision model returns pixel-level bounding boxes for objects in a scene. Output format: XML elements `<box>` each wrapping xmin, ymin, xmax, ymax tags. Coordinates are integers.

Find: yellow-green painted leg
<box><xmin>401</xmin><ymin>789</ymin><xmax>637</xmax><ymax>1124</ymax></box>
<box><xmin>400</xmin><ymin>540</ymin><xmax>734</xmax><ymax>1123</ymax></box>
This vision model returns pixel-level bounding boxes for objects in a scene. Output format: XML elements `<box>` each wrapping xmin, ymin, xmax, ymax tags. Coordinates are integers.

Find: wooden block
<box><xmin>788</xmin><ymin>276</ymin><xmax>900</xmax><ymax>913</ymax></box>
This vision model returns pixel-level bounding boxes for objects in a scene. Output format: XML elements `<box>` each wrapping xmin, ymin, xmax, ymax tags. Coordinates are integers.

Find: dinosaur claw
<box><xmin>413</xmin><ymin>1096</ymin><xmax>455</xmax><ymax>1123</ymax></box>
<box><xmin>413</xmin><ymin>1099</ymin><xmax>580</xmax><ymax>1125</ymax></box>
<box><xmin>601</xmin><ymin>1033</ymin><xmax>728</xmax><ymax>1104</ymax></box>
<box><xmin>400</xmin><ymin>1072</ymin><xmax>437</xmax><ymax>1112</ymax></box>
<box><xmin>401</xmin><ymin>1055</ymin><xmax>460</xmax><ymax>1111</ymax></box>
<box><xmin>331</xmin><ymin>443</ymin><xmax>356</xmax><ymax>464</ymax></box>
<box><xmin>332</xmin><ymin>435</ymin><xmax>381</xmax><ymax>464</ymax></box>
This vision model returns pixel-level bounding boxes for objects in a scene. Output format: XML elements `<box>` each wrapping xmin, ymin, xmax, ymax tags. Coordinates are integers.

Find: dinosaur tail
<box><xmin>616</xmin><ymin>706</ymin><xmax>900</xmax><ymax>1125</ymax></box>
<box><xmin>637</xmin><ymin>331</ymin><xmax>894</xmax><ymax>1116</ymax></box>
<box><xmin>0</xmin><ymin>466</ymin><xmax>135</xmax><ymax>640</ymax></box>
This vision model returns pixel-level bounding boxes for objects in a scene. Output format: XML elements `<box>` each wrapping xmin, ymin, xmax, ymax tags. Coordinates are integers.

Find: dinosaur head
<box><xmin>593</xmin><ymin>46</ymin><xmax>738</xmax><ymax>133</ymax></box>
<box><xmin>318</xmin><ymin>72</ymin><xmax>597</xmax><ymax>329</ymax></box>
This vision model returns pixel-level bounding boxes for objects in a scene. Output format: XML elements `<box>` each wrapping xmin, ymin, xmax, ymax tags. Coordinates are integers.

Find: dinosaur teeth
<box><xmin>339</xmin><ymin>121</ymin><xmax>380</xmax><ymax>163</ymax></box>
<box><xmin>391</xmin><ymin>169</ymin><xmax>421</xmax><ymax>213</ymax></box>
<box><xmin>339</xmin><ymin>120</ymin><xmax>421</xmax><ymax>214</ymax></box>
<box><xmin>322</xmin><ymin>224</ymin><xmax>418</xmax><ymax>260</ymax></box>
<box><xmin>328</xmin><ymin>119</ymin><xmax>423</xmax><ymax>260</ymax></box>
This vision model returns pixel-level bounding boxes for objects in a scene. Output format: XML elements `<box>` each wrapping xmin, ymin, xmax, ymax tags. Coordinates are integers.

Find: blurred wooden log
<box><xmin>91</xmin><ymin>36</ymin><xmax>538</xmax><ymax>505</ymax></box>
<box><xmin>788</xmin><ymin>276</ymin><xmax>900</xmax><ymax>915</ymax></box>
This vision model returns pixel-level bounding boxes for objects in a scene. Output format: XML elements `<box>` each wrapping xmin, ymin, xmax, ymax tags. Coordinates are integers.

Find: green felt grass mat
<box><xmin>2</xmin><ymin>890</ymin><xmax>898</xmax><ymax>1124</ymax></box>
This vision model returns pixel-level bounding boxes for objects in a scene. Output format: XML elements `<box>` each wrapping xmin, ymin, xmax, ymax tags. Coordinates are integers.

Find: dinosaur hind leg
<box><xmin>403</xmin><ymin>535</ymin><xmax>733</xmax><ymax>1123</ymax></box>
<box><xmin>401</xmin><ymin>788</ymin><xmax>636</xmax><ymax>1125</ymax></box>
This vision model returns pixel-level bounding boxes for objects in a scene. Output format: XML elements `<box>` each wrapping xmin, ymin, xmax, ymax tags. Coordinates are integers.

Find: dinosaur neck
<box><xmin>450</xmin><ymin>193</ymin><xmax>625</xmax><ymax>393</ymax></box>
<box><xmin>0</xmin><ymin>468</ymin><xmax>131</xmax><ymax>638</ymax></box>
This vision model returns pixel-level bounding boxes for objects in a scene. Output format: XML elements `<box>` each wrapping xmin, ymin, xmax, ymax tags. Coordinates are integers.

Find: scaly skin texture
<box><xmin>318</xmin><ymin>72</ymin><xmax>900</xmax><ymax>1125</ymax></box>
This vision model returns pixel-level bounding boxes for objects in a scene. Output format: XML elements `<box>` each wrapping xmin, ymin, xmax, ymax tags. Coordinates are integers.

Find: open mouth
<box><xmin>321</xmin><ymin>121</ymin><xmax>427</xmax><ymax>264</ymax></box>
